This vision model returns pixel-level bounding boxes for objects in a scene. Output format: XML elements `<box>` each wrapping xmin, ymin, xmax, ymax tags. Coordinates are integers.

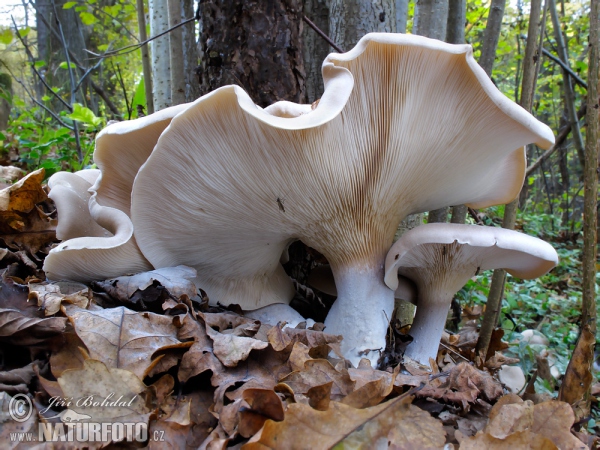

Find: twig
<box><xmin>541</xmin><ymin>47</ymin><xmax>587</xmax><ymax>89</ymax></box>
<box><xmin>112</xmin><ymin>63</ymin><xmax>131</xmax><ymax>119</ymax></box>
<box><xmin>73</xmin><ymin>47</ymin><xmax>109</xmax><ymax>93</ymax></box>
<box><xmin>467</xmin><ymin>207</ymin><xmax>484</xmax><ymax>225</ymax></box>
<box><xmin>90</xmin><ymin>16</ymin><xmax>197</xmax><ymax>59</ymax></box>
<box><xmin>302</xmin><ymin>15</ymin><xmax>344</xmax><ymax>53</ymax></box>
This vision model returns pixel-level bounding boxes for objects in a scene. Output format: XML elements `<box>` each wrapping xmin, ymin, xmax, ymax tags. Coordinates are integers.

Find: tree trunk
<box><xmin>479</xmin><ymin>0</ymin><xmax>506</xmax><ymax>76</ymax></box>
<box><xmin>168</xmin><ymin>0</ymin><xmax>186</xmax><ymax>105</ymax></box>
<box><xmin>446</xmin><ymin>0</ymin><xmax>465</xmax><ymax>44</ymax></box>
<box><xmin>150</xmin><ymin>0</ymin><xmax>172</xmax><ymax>110</ymax></box>
<box><xmin>303</xmin><ymin>0</ymin><xmax>330</xmax><ymax>103</ymax></box>
<box><xmin>413</xmin><ymin>0</ymin><xmax>448</xmax><ymax>40</ymax></box>
<box><xmin>396</xmin><ymin>0</ymin><xmax>409</xmax><ymax>33</ymax></box>
<box><xmin>582</xmin><ymin>0</ymin><xmax>598</xmax><ymax>338</ymax></box>
<box><xmin>329</xmin><ymin>0</ymin><xmax>396</xmax><ymax>50</ymax></box>
<box><xmin>181</xmin><ymin>0</ymin><xmax>200</xmax><ymax>102</ymax></box>
<box><xmin>197</xmin><ymin>0</ymin><xmax>305</xmax><ymax>108</ymax></box>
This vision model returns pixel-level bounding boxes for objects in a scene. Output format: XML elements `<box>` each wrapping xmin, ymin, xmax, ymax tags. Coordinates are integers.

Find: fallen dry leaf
<box><xmin>64</xmin><ymin>304</ymin><xmax>181</xmax><ymax>379</ymax></box>
<box><xmin>243</xmin><ymin>393</ymin><xmax>445</xmax><ymax>450</ymax></box>
<box><xmin>211</xmin><ymin>346</ymin><xmax>291</xmax><ymax>413</ymax></box>
<box><xmin>0</xmin><ymin>308</ymin><xmax>67</xmax><ymax>346</ymax></box>
<box><xmin>485</xmin><ymin>400</ymin><xmax>534</xmax><ymax>439</ymax></box>
<box><xmin>0</xmin><ymin>274</ymin><xmax>67</xmax><ymax>346</ymax></box>
<box><xmin>29</xmin><ymin>281</ymin><xmax>89</xmax><ymax>316</ymax></box>
<box><xmin>0</xmin><ymin>360</ymin><xmax>39</xmax><ymax>394</ymax></box>
<box><xmin>93</xmin><ymin>266</ymin><xmax>201</xmax><ymax>308</ymax></box>
<box><xmin>418</xmin><ymin>362</ymin><xmax>503</xmax><ymax>407</ymax></box>
<box><xmin>57</xmin><ymin>359</ymin><xmax>151</xmax><ymax>427</ymax></box>
<box><xmin>238</xmin><ymin>389</ymin><xmax>284</xmax><ymax>438</ymax></box>
<box><xmin>459</xmin><ymin>430</ymin><xmax>558</xmax><ymax>450</ymax></box>
<box><xmin>0</xmin><ymin>169</ymin><xmax>56</xmax><ymax>258</ymax></box>
<box><xmin>531</xmin><ymin>401</ymin><xmax>589</xmax><ymax>450</ymax></box>
<box><xmin>206</xmin><ymin>324</ymin><xmax>268</xmax><ymax>368</ymax></box>
<box><xmin>279</xmin><ymin>359</ymin><xmax>355</xmax><ymax>401</ymax></box>
<box><xmin>559</xmin><ymin>325</ymin><xmax>595</xmax><ymax>421</ymax></box>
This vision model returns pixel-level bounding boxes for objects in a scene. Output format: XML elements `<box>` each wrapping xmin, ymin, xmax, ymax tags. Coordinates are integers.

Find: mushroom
<box><xmin>383</xmin><ymin>223</ymin><xmax>559</xmax><ymax>364</ymax></box>
<box><xmin>43</xmin><ymin>104</ymin><xmax>189</xmax><ymax>281</ymax></box>
<box><xmin>129</xmin><ymin>33</ymin><xmax>553</xmax><ymax>366</ymax></box>
<box><xmin>47</xmin><ymin>169</ymin><xmax>107</xmax><ymax>240</ymax></box>
<box><xmin>307</xmin><ymin>264</ymin><xmax>417</xmax><ymax>305</ymax></box>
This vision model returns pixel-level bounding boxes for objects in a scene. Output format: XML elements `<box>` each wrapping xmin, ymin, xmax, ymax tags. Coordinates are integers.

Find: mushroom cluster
<box><xmin>44</xmin><ymin>33</ymin><xmax>555</xmax><ymax>367</ymax></box>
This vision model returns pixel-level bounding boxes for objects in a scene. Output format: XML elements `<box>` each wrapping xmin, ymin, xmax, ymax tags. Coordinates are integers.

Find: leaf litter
<box><xmin>0</xmin><ymin>173</ymin><xmax>594</xmax><ymax>449</ymax></box>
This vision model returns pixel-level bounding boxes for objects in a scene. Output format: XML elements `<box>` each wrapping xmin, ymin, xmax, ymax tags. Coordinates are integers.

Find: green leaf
<box><xmin>0</xmin><ymin>28</ymin><xmax>13</xmax><ymax>45</ymax></box>
<box><xmin>80</xmin><ymin>12</ymin><xmax>97</xmax><ymax>25</ymax></box>
<box><xmin>17</xmin><ymin>27</ymin><xmax>30</xmax><ymax>38</ymax></box>
<box><xmin>58</xmin><ymin>61</ymin><xmax>77</xmax><ymax>70</ymax></box>
<box><xmin>34</xmin><ymin>60</ymin><xmax>46</xmax><ymax>68</ymax></box>
<box><xmin>0</xmin><ymin>131</ymin><xmax>6</xmax><ymax>141</ymax></box>
<box><xmin>63</xmin><ymin>1</ymin><xmax>77</xmax><ymax>9</ymax></box>
<box><xmin>67</xmin><ymin>103</ymin><xmax>102</xmax><ymax>127</ymax></box>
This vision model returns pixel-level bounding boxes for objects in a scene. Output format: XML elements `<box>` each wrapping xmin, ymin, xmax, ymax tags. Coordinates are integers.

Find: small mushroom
<box><xmin>384</xmin><ymin>223</ymin><xmax>558</xmax><ymax>364</ymax></box>
<box><xmin>307</xmin><ymin>264</ymin><xmax>417</xmax><ymax>304</ymax></box>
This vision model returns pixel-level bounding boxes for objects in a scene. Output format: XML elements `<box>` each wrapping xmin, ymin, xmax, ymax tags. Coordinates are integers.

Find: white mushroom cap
<box><xmin>383</xmin><ymin>223</ymin><xmax>558</xmax><ymax>363</ymax></box>
<box><xmin>43</xmin><ymin>105</ymin><xmax>189</xmax><ymax>282</ymax></box>
<box><xmin>308</xmin><ymin>264</ymin><xmax>417</xmax><ymax>304</ymax></box>
<box><xmin>47</xmin><ymin>170</ymin><xmax>108</xmax><ymax>240</ymax></box>
<box><xmin>130</xmin><ymin>33</ymin><xmax>554</xmax><ymax>366</ymax></box>
<box><xmin>91</xmin><ymin>103</ymin><xmax>190</xmax><ymax>215</ymax></box>
<box><xmin>43</xmin><ymin>193</ymin><xmax>153</xmax><ymax>282</ymax></box>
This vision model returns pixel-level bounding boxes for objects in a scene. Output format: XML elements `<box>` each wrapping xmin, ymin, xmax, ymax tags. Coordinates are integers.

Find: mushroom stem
<box><xmin>323</xmin><ymin>263</ymin><xmax>395</xmax><ymax>368</ymax></box>
<box><xmin>403</xmin><ymin>292</ymin><xmax>453</xmax><ymax>364</ymax></box>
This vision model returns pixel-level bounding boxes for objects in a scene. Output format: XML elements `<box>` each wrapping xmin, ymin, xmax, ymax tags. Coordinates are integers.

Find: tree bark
<box><xmin>181</xmin><ymin>0</ymin><xmax>200</xmax><ymax>102</ymax></box>
<box><xmin>329</xmin><ymin>0</ymin><xmax>396</xmax><ymax>50</ymax></box>
<box><xmin>303</xmin><ymin>0</ymin><xmax>330</xmax><ymax>103</ymax></box>
<box><xmin>582</xmin><ymin>0</ymin><xmax>598</xmax><ymax>337</ymax></box>
<box><xmin>198</xmin><ymin>0</ymin><xmax>305</xmax><ymax>108</ymax></box>
<box><xmin>150</xmin><ymin>0</ymin><xmax>172</xmax><ymax>110</ymax></box>
<box><xmin>137</xmin><ymin>0</ymin><xmax>154</xmax><ymax>114</ymax></box>
<box><xmin>413</xmin><ymin>0</ymin><xmax>448</xmax><ymax>40</ymax></box>
<box><xmin>446</xmin><ymin>0</ymin><xmax>465</xmax><ymax>44</ymax></box>
<box><xmin>479</xmin><ymin>0</ymin><xmax>506</xmax><ymax>76</ymax></box>
<box><xmin>396</xmin><ymin>0</ymin><xmax>409</xmax><ymax>33</ymax></box>
<box><xmin>168</xmin><ymin>0</ymin><xmax>186</xmax><ymax>105</ymax></box>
